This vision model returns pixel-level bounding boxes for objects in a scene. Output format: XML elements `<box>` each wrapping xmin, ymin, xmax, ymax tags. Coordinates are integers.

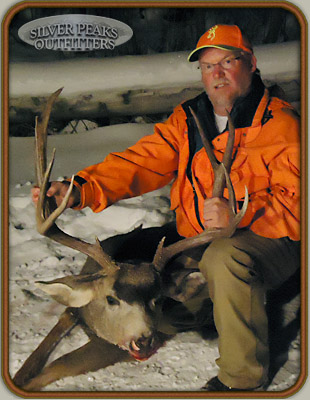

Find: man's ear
<box><xmin>250</xmin><ymin>54</ymin><xmax>257</xmax><ymax>73</ymax></box>
<box><xmin>35</xmin><ymin>274</ymin><xmax>100</xmax><ymax>307</ymax></box>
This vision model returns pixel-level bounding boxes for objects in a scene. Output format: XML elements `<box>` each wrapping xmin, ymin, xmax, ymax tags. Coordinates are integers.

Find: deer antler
<box><xmin>153</xmin><ymin>108</ymin><xmax>248</xmax><ymax>270</ymax></box>
<box><xmin>35</xmin><ymin>88</ymin><xmax>118</xmax><ymax>274</ymax></box>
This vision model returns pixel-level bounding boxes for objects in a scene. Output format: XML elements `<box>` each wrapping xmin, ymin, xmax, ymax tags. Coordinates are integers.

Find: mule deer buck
<box><xmin>12</xmin><ymin>88</ymin><xmax>248</xmax><ymax>391</ymax></box>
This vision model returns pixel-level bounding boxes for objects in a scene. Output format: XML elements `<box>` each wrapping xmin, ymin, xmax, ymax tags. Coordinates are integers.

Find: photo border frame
<box><xmin>1</xmin><ymin>1</ymin><xmax>308</xmax><ymax>398</ymax></box>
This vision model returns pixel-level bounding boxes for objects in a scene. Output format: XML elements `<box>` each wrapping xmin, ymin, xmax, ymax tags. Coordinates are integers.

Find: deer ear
<box><xmin>35</xmin><ymin>275</ymin><xmax>97</xmax><ymax>307</ymax></box>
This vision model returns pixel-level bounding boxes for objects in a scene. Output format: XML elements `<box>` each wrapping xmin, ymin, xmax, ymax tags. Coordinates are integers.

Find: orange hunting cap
<box><xmin>188</xmin><ymin>24</ymin><xmax>253</xmax><ymax>62</ymax></box>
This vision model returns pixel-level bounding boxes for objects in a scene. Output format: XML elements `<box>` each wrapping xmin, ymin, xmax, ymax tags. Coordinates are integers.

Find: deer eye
<box><xmin>106</xmin><ymin>296</ymin><xmax>120</xmax><ymax>306</ymax></box>
<box><xmin>149</xmin><ymin>297</ymin><xmax>161</xmax><ymax>311</ymax></box>
<box><xmin>149</xmin><ymin>299</ymin><xmax>156</xmax><ymax>310</ymax></box>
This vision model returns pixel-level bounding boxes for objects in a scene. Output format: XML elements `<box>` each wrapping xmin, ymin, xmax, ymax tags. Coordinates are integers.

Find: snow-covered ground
<box><xmin>7</xmin><ymin>122</ymin><xmax>303</xmax><ymax>394</ymax></box>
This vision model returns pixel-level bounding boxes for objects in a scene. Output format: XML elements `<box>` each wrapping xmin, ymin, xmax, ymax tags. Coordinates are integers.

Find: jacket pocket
<box><xmin>230</xmin><ymin>151</ymin><xmax>270</xmax><ymax>196</ymax></box>
<box><xmin>230</xmin><ymin>152</ymin><xmax>248</xmax><ymax>185</ymax></box>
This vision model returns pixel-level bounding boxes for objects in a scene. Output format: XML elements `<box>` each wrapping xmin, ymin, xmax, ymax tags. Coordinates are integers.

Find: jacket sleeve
<box><xmin>72</xmin><ymin>109</ymin><xmax>185</xmax><ymax>213</ymax></box>
<box><xmin>239</xmin><ymin>108</ymin><xmax>300</xmax><ymax>240</ymax></box>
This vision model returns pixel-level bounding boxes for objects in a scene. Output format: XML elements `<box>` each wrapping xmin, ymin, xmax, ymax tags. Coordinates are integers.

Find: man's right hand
<box><xmin>31</xmin><ymin>181</ymin><xmax>81</xmax><ymax>209</ymax></box>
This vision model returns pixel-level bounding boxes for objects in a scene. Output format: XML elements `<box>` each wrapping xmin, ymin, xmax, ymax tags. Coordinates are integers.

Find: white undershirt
<box><xmin>214</xmin><ymin>113</ymin><xmax>228</xmax><ymax>133</ymax></box>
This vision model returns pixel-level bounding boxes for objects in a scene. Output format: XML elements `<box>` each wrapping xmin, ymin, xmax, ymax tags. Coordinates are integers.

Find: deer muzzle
<box><xmin>125</xmin><ymin>332</ymin><xmax>166</xmax><ymax>361</ymax></box>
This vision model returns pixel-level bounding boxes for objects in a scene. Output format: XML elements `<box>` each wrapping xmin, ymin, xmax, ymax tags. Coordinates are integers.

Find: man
<box><xmin>32</xmin><ymin>25</ymin><xmax>300</xmax><ymax>391</ymax></box>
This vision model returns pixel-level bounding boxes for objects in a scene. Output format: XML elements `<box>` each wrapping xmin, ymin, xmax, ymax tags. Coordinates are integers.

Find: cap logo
<box><xmin>207</xmin><ymin>25</ymin><xmax>218</xmax><ymax>41</ymax></box>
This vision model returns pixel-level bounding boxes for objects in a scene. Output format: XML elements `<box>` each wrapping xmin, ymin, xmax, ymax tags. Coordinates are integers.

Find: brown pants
<box><xmin>198</xmin><ymin>229</ymin><xmax>300</xmax><ymax>389</ymax></box>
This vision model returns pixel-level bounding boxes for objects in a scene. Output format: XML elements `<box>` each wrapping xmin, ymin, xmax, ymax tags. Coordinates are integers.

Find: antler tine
<box><xmin>222</xmin><ymin>163</ymin><xmax>249</xmax><ymax>224</ymax></box>
<box><xmin>37</xmin><ymin>172</ymin><xmax>75</xmax><ymax>236</ymax></box>
<box><xmin>189</xmin><ymin>107</ymin><xmax>235</xmax><ymax>198</ymax></box>
<box><xmin>153</xmin><ymin>226</ymin><xmax>224</xmax><ymax>271</ymax></box>
<box><xmin>35</xmin><ymin>88</ymin><xmax>118</xmax><ymax>274</ymax></box>
<box><xmin>189</xmin><ymin>106</ymin><xmax>218</xmax><ymax>171</ymax></box>
<box><xmin>221</xmin><ymin>163</ymin><xmax>237</xmax><ymax>216</ymax></box>
<box><xmin>221</xmin><ymin>110</ymin><xmax>236</xmax><ymax>173</ymax></box>
<box><xmin>152</xmin><ymin>237</ymin><xmax>166</xmax><ymax>271</ymax></box>
<box><xmin>35</xmin><ymin>88</ymin><xmax>63</xmax><ymax>187</ymax></box>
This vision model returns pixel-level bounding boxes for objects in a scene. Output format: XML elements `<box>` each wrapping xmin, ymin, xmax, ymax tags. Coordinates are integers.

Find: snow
<box><xmin>7</xmin><ymin>123</ymin><xmax>302</xmax><ymax>394</ymax></box>
<box><xmin>9</xmin><ymin>123</ymin><xmax>153</xmax><ymax>186</ymax></box>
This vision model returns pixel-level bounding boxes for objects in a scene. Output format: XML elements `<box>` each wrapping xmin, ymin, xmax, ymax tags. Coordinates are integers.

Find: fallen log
<box><xmin>9</xmin><ymin>41</ymin><xmax>300</xmax><ymax>124</ymax></box>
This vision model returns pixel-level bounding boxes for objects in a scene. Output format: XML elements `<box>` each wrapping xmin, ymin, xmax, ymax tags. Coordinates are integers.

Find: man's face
<box><xmin>199</xmin><ymin>48</ymin><xmax>257</xmax><ymax>115</ymax></box>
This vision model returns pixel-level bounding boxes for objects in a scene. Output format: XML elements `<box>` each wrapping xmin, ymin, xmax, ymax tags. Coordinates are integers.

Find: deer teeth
<box><xmin>131</xmin><ymin>340</ymin><xmax>140</xmax><ymax>352</ymax></box>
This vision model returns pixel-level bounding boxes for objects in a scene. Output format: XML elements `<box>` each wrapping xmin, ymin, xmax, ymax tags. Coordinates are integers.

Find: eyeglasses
<box><xmin>199</xmin><ymin>55</ymin><xmax>242</xmax><ymax>74</ymax></box>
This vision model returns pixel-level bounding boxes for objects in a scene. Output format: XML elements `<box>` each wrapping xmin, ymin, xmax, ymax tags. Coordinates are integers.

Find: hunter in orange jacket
<box><xmin>72</xmin><ymin>76</ymin><xmax>300</xmax><ymax>241</ymax></box>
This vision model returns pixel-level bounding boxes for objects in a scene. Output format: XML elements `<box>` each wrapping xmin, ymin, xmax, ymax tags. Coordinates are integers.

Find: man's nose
<box><xmin>213</xmin><ymin>64</ymin><xmax>225</xmax><ymax>78</ymax></box>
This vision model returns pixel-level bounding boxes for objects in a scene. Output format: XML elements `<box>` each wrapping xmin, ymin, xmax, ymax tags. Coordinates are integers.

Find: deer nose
<box><xmin>136</xmin><ymin>334</ymin><xmax>155</xmax><ymax>350</ymax></box>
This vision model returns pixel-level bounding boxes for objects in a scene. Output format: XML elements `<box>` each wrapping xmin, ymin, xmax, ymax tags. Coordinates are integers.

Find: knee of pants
<box><xmin>199</xmin><ymin>238</ymin><xmax>259</xmax><ymax>285</ymax></box>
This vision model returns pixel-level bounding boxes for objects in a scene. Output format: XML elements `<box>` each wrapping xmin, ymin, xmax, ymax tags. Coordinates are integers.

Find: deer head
<box><xmin>35</xmin><ymin>262</ymin><xmax>163</xmax><ymax>360</ymax></box>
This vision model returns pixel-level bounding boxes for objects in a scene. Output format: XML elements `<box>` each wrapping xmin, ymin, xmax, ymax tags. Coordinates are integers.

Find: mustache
<box><xmin>213</xmin><ymin>80</ymin><xmax>229</xmax><ymax>88</ymax></box>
